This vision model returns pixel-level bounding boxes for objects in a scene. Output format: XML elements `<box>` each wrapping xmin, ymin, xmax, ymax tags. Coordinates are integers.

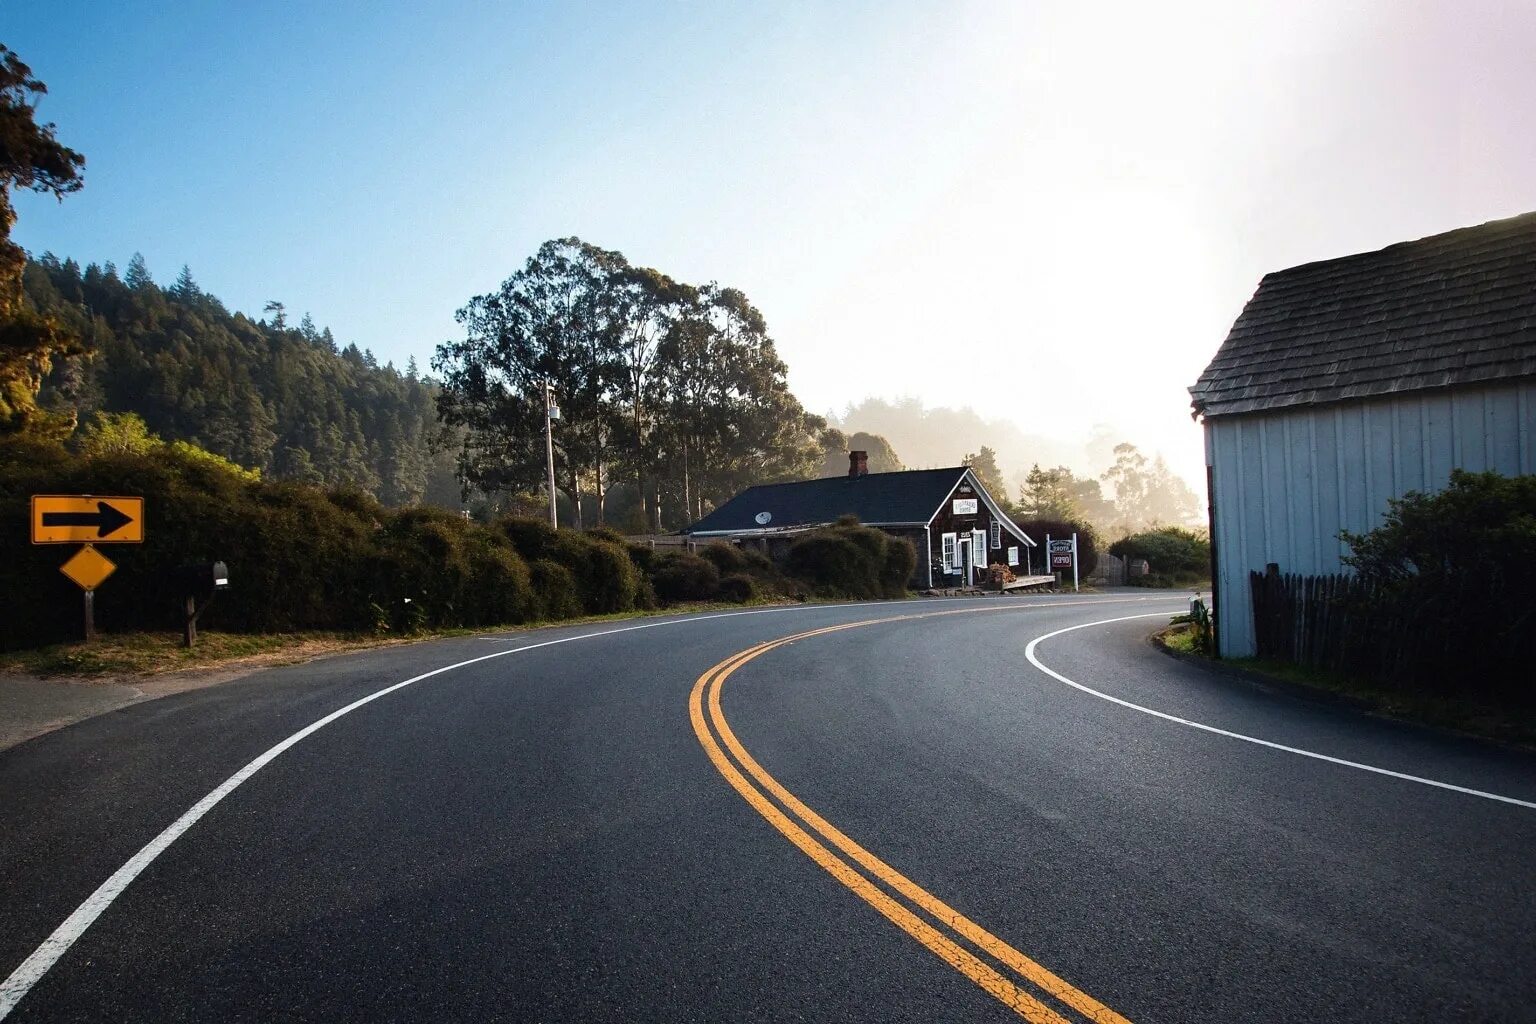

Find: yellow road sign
<box><xmin>60</xmin><ymin>545</ymin><xmax>117</xmax><ymax>591</ymax></box>
<box><xmin>31</xmin><ymin>495</ymin><xmax>144</xmax><ymax>544</ymax></box>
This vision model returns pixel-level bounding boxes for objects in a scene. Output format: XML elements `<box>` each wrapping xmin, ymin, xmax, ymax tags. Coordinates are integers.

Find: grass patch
<box><xmin>1153</xmin><ymin>625</ymin><xmax>1535</xmax><ymax>748</ymax></box>
<box><xmin>0</xmin><ymin>595</ymin><xmax>835</xmax><ymax>680</ymax></box>
<box><xmin>0</xmin><ymin>631</ymin><xmax>434</xmax><ymax>678</ymax></box>
<box><xmin>1159</xmin><ymin>625</ymin><xmax>1202</xmax><ymax>655</ymax></box>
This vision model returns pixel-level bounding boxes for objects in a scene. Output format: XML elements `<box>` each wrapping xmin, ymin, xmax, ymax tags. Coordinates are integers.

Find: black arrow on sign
<box><xmin>42</xmin><ymin>501</ymin><xmax>135</xmax><ymax>538</ymax></box>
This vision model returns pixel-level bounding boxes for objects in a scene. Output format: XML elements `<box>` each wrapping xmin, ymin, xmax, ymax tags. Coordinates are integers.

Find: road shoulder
<box><xmin>1149</xmin><ymin>626</ymin><xmax>1535</xmax><ymax>752</ymax></box>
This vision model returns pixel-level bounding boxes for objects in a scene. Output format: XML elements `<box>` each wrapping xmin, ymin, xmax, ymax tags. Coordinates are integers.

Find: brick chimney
<box><xmin>848</xmin><ymin>450</ymin><xmax>869</xmax><ymax>477</ymax></box>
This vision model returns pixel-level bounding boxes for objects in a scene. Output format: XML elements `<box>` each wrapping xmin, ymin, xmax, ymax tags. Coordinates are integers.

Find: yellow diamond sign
<box><xmin>60</xmin><ymin>545</ymin><xmax>117</xmax><ymax>591</ymax></box>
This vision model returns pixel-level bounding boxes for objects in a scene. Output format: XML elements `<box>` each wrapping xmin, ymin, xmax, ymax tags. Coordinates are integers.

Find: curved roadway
<box><xmin>2</xmin><ymin>593</ymin><xmax>1532</xmax><ymax>1022</ymax></box>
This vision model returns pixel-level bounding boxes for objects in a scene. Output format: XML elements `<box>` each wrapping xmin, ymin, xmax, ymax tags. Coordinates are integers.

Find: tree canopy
<box><xmin>434</xmin><ymin>238</ymin><xmax>828</xmax><ymax>531</ymax></box>
<box><xmin>961</xmin><ymin>446</ymin><xmax>1011</xmax><ymax>509</ymax></box>
<box><xmin>0</xmin><ymin>44</ymin><xmax>85</xmax><ymax>440</ymax></box>
<box><xmin>1099</xmin><ymin>442</ymin><xmax>1201</xmax><ymax>533</ymax></box>
<box><xmin>816</xmin><ymin>428</ymin><xmax>903</xmax><ymax>477</ymax></box>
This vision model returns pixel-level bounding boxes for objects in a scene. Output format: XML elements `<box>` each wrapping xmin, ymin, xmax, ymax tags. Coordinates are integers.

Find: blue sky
<box><xmin>6</xmin><ymin>1</ymin><xmax>1536</xmax><ymax>486</ymax></box>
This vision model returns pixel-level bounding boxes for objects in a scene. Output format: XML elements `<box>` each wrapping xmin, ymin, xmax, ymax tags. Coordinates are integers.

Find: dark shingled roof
<box><xmin>686</xmin><ymin>468</ymin><xmax>968</xmax><ymax>534</ymax></box>
<box><xmin>1190</xmin><ymin>211</ymin><xmax>1536</xmax><ymax>418</ymax></box>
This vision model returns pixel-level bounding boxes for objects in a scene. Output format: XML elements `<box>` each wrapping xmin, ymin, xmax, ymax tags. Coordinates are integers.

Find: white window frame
<box><xmin>941</xmin><ymin>532</ymin><xmax>957</xmax><ymax>572</ymax></box>
<box><xmin>971</xmin><ymin>529</ymin><xmax>987</xmax><ymax>569</ymax></box>
<box><xmin>990</xmin><ymin>521</ymin><xmax>1001</xmax><ymax>549</ymax></box>
<box><xmin>1007</xmin><ymin>545</ymin><xmax>1019</xmax><ymax>567</ymax></box>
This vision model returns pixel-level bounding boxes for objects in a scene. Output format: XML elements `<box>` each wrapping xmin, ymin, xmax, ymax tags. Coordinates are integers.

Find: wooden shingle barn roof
<box><xmin>1190</xmin><ymin>211</ymin><xmax>1536</xmax><ymax>418</ymax></box>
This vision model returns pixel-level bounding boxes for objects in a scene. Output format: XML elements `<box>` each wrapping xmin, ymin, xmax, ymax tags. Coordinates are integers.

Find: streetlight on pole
<box><xmin>544</xmin><ymin>379</ymin><xmax>559</xmax><ymax>529</ymax></box>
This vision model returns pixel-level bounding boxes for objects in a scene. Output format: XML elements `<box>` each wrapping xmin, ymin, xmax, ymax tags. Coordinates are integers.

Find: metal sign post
<box><xmin>33</xmin><ymin>496</ymin><xmax>145</xmax><ymax>643</ymax></box>
<box><xmin>1048</xmin><ymin>537</ymin><xmax>1075</xmax><ymax>590</ymax></box>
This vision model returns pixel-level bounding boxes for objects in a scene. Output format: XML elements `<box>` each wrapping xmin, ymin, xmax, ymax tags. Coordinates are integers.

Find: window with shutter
<box><xmin>971</xmin><ymin>530</ymin><xmax>987</xmax><ymax>568</ymax></box>
<box><xmin>941</xmin><ymin>533</ymin><xmax>957</xmax><ymax>571</ymax></box>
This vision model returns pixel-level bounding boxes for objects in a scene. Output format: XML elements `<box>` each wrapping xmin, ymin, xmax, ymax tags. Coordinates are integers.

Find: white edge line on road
<box><xmin>1024</xmin><ymin>612</ymin><xmax>1536</xmax><ymax>812</ymax></box>
<box><xmin>0</xmin><ymin>592</ymin><xmax>1170</xmax><ymax>1019</ymax></box>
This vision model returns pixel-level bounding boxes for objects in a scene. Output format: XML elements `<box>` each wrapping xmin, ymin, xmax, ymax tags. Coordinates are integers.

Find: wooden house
<box><xmin>1190</xmin><ymin>212</ymin><xmax>1536</xmax><ymax>657</ymax></box>
<box><xmin>684</xmin><ymin>452</ymin><xmax>1038</xmax><ymax>588</ymax></box>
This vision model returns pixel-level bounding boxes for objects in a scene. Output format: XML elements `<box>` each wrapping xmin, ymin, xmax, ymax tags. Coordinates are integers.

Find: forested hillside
<box><xmin>22</xmin><ymin>253</ymin><xmax>462</xmax><ymax>507</ymax></box>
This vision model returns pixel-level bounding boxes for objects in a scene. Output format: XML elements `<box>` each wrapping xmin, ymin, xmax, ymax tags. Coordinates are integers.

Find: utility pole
<box><xmin>544</xmin><ymin>379</ymin><xmax>559</xmax><ymax>529</ymax></box>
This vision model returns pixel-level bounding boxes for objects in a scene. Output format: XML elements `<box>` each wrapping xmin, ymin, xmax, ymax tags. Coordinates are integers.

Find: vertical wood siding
<box><xmin>1207</xmin><ymin>379</ymin><xmax>1536</xmax><ymax>657</ymax></box>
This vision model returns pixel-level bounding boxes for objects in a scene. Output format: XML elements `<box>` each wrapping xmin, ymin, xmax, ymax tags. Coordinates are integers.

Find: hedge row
<box><xmin>0</xmin><ymin>438</ymin><xmax>651</xmax><ymax>648</ymax></box>
<box><xmin>0</xmin><ymin>440</ymin><xmax>919</xmax><ymax>650</ymax></box>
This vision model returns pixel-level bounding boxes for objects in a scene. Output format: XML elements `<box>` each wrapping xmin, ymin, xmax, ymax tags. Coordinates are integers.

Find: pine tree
<box><xmin>173</xmin><ymin>264</ymin><xmax>199</xmax><ymax>297</ymax></box>
<box><xmin>125</xmin><ymin>252</ymin><xmax>152</xmax><ymax>290</ymax></box>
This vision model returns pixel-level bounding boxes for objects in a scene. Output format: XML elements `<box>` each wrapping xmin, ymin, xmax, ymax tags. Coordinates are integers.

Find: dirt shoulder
<box><xmin>0</xmin><ymin>633</ymin><xmax>429</xmax><ymax>752</ymax></box>
<box><xmin>0</xmin><ymin>601</ymin><xmax>798</xmax><ymax>753</ymax></box>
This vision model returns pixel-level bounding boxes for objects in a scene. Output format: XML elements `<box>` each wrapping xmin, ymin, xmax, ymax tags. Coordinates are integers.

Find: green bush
<box><xmin>879</xmin><ymin>537</ymin><xmax>917</xmax><ymax>599</ymax></box>
<box><xmin>553</xmin><ymin>532</ymin><xmax>641</xmax><ymax>615</ymax></box>
<box><xmin>0</xmin><ymin>441</ymin><xmax>395</xmax><ymax>641</ymax></box>
<box><xmin>1110</xmin><ymin>527</ymin><xmax>1209</xmax><ymax>581</ymax></box>
<box><xmin>625</xmin><ymin>543</ymin><xmax>659</xmax><ymax>574</ymax></box>
<box><xmin>528</xmin><ymin>559</ymin><xmax>583</xmax><ymax>620</ymax></box>
<box><xmin>1341</xmin><ymin>469</ymin><xmax>1536</xmax><ymax>705</ymax></box>
<box><xmin>498</xmin><ymin>517</ymin><xmax>560</xmax><ymax>561</ymax></box>
<box><xmin>784</xmin><ymin>518</ymin><xmax>912</xmax><ymax>599</ymax></box>
<box><xmin>461</xmin><ymin>535</ymin><xmax>537</xmax><ymax>626</ymax></box>
<box><xmin>500</xmin><ymin>517</ymin><xmax>641</xmax><ymax>616</ymax></box>
<box><xmin>377</xmin><ymin>507</ymin><xmax>474</xmax><ymax>628</ymax></box>
<box><xmin>741</xmin><ymin>548</ymin><xmax>776</xmax><ymax>576</ymax></box>
<box><xmin>0</xmin><ymin>437</ymin><xmax>645</xmax><ymax>649</ymax></box>
<box><xmin>718</xmin><ymin>573</ymin><xmax>756</xmax><ymax>603</ymax></box>
<box><xmin>633</xmin><ymin>573</ymin><xmax>659</xmax><ymax>611</ymax></box>
<box><xmin>700</xmin><ymin>541</ymin><xmax>750</xmax><ymax>576</ymax></box>
<box><xmin>785</xmin><ymin>533</ymin><xmax>878</xmax><ymax>598</ymax></box>
<box><xmin>584</xmin><ymin>526</ymin><xmax>628</xmax><ymax>545</ymax></box>
<box><xmin>651</xmin><ymin>553</ymin><xmax>720</xmax><ymax>603</ymax></box>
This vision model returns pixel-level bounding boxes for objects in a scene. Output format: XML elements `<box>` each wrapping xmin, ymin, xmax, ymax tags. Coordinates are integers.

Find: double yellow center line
<box><xmin>688</xmin><ymin>611</ymin><xmax>1135</xmax><ymax>1024</ymax></box>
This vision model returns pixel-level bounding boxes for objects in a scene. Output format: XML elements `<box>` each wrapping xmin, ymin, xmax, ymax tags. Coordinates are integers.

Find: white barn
<box><xmin>1190</xmin><ymin>212</ymin><xmax>1536</xmax><ymax>658</ymax></box>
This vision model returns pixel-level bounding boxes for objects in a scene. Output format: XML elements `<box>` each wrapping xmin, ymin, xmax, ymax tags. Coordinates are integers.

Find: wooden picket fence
<box><xmin>1251</xmin><ymin>564</ymin><xmax>1534</xmax><ymax>709</ymax></box>
<box><xmin>1248</xmin><ymin>567</ymin><xmax>1402</xmax><ymax>679</ymax></box>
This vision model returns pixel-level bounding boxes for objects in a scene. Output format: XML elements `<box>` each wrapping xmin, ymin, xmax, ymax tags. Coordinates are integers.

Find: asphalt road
<box><xmin>2</xmin><ymin>592</ymin><xmax>1533</xmax><ymax>1022</ymax></box>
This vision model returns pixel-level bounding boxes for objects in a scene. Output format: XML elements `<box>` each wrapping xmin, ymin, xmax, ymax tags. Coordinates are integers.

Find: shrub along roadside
<box><xmin>1</xmin><ymin>439</ymin><xmax>919</xmax><ymax>652</ymax></box>
<box><xmin>784</xmin><ymin>516</ymin><xmax>915</xmax><ymax>600</ymax></box>
<box><xmin>1109</xmin><ymin>526</ymin><xmax>1210</xmax><ymax>586</ymax></box>
<box><xmin>0</xmin><ymin>438</ymin><xmax>656</xmax><ymax>650</ymax></box>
